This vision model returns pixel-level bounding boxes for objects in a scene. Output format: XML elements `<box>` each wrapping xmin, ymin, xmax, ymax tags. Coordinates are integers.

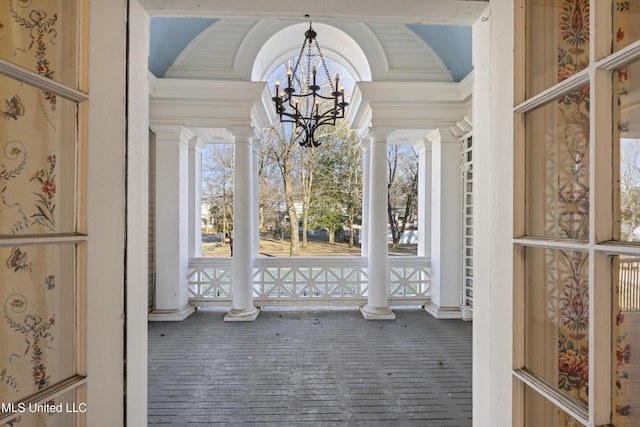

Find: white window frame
<box><xmin>512</xmin><ymin>1</ymin><xmax>640</xmax><ymax>425</ymax></box>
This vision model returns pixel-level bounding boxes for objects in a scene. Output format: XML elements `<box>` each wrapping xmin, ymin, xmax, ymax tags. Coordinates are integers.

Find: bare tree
<box><xmin>299</xmin><ymin>145</ymin><xmax>316</xmax><ymax>248</ymax></box>
<box><xmin>257</xmin><ymin>145</ymin><xmax>283</xmax><ymax>234</ymax></box>
<box><xmin>260</xmin><ymin>125</ymin><xmax>301</xmax><ymax>256</ymax></box>
<box><xmin>201</xmin><ymin>144</ymin><xmax>234</xmax><ymax>248</ymax></box>
<box><xmin>387</xmin><ymin>145</ymin><xmax>419</xmax><ymax>248</ymax></box>
<box><xmin>620</xmin><ymin>139</ymin><xmax>640</xmax><ymax>240</ymax></box>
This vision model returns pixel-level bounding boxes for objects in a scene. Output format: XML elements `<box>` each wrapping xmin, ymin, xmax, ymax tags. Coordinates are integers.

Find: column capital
<box><xmin>150</xmin><ymin>124</ymin><xmax>195</xmax><ymax>144</ymax></box>
<box><xmin>426</xmin><ymin>128</ymin><xmax>460</xmax><ymax>145</ymax></box>
<box><xmin>228</xmin><ymin>127</ymin><xmax>257</xmax><ymax>143</ymax></box>
<box><xmin>366</xmin><ymin>127</ymin><xmax>395</xmax><ymax>144</ymax></box>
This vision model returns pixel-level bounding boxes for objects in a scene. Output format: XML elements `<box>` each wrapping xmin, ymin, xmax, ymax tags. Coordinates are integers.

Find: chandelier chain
<box><xmin>314</xmin><ymin>39</ymin><xmax>334</xmax><ymax>88</ymax></box>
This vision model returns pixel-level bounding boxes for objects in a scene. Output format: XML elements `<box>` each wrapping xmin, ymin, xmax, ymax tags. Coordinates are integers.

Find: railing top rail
<box><xmin>190</xmin><ymin>256</ymin><xmax>430</xmax><ymax>267</ymax></box>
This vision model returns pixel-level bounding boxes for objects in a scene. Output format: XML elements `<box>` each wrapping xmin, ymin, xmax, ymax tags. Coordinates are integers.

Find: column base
<box><xmin>460</xmin><ymin>306</ymin><xmax>473</xmax><ymax>321</ymax></box>
<box><xmin>360</xmin><ymin>305</ymin><xmax>396</xmax><ymax>320</ymax></box>
<box><xmin>224</xmin><ymin>306</ymin><xmax>260</xmax><ymax>322</ymax></box>
<box><xmin>148</xmin><ymin>304</ymin><xmax>196</xmax><ymax>321</ymax></box>
<box><xmin>423</xmin><ymin>302</ymin><xmax>462</xmax><ymax>319</ymax></box>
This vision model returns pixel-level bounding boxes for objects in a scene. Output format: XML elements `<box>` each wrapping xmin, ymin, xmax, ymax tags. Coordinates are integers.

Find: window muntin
<box><xmin>524</xmin><ymin>86</ymin><xmax>590</xmax><ymax>240</ymax></box>
<box><xmin>524</xmin><ymin>383</ymin><xmax>585</xmax><ymax>426</ymax></box>
<box><xmin>525</xmin><ymin>0</ymin><xmax>590</xmax><ymax>99</ymax></box>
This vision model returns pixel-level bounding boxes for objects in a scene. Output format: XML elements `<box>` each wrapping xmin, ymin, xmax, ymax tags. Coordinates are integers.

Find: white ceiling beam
<box><xmin>352</xmin><ymin>81</ymin><xmax>469</xmax><ymax>130</ymax></box>
<box><xmin>150</xmin><ymin>78</ymin><xmax>268</xmax><ymax>129</ymax></box>
<box><xmin>140</xmin><ymin>0</ymin><xmax>489</xmax><ymax>25</ymax></box>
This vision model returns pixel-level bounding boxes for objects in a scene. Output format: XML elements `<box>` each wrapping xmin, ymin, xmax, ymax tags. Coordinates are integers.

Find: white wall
<box><xmin>472</xmin><ymin>2</ymin><xmax>514</xmax><ymax>426</ymax></box>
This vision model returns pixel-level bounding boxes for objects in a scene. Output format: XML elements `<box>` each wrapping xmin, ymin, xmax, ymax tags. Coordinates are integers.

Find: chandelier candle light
<box><xmin>271</xmin><ymin>23</ymin><xmax>348</xmax><ymax>148</ymax></box>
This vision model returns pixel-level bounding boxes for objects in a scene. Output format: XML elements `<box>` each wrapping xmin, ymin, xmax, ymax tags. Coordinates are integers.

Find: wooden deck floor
<box><xmin>148</xmin><ymin>307</ymin><xmax>472</xmax><ymax>426</ymax></box>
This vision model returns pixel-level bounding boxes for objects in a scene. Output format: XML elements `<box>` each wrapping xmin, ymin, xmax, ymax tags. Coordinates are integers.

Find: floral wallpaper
<box><xmin>1</xmin><ymin>0</ymin><xmax>61</xmax><ymax>235</ymax></box>
<box><xmin>526</xmin><ymin>1</ymin><xmax>590</xmax><ymax>425</ymax></box>
<box><xmin>0</xmin><ymin>1</ymin><xmax>75</xmax><ymax>426</ymax></box>
<box><xmin>614</xmin><ymin>2</ymin><xmax>634</xmax><ymax>425</ymax></box>
<box><xmin>553</xmin><ymin>2</ymin><xmax>590</xmax><ymax>421</ymax></box>
<box><xmin>0</xmin><ymin>245</ymin><xmax>76</xmax><ymax>427</ymax></box>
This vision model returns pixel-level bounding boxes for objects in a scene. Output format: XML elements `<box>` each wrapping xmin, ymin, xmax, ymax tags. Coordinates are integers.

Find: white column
<box><xmin>253</xmin><ymin>143</ymin><xmax>261</xmax><ymax>256</ymax></box>
<box><xmin>149</xmin><ymin>125</ymin><xmax>195</xmax><ymax>321</ymax></box>
<box><xmin>424</xmin><ymin>129</ymin><xmax>462</xmax><ymax>319</ymax></box>
<box><xmin>360</xmin><ymin>140</ymin><xmax>371</xmax><ymax>256</ymax></box>
<box><xmin>361</xmin><ymin>131</ymin><xmax>395</xmax><ymax>320</ymax></box>
<box><xmin>225</xmin><ymin>129</ymin><xmax>260</xmax><ymax>321</ymax></box>
<box><xmin>189</xmin><ymin>137</ymin><xmax>204</xmax><ymax>258</ymax></box>
<box><xmin>417</xmin><ymin>140</ymin><xmax>432</xmax><ymax>258</ymax></box>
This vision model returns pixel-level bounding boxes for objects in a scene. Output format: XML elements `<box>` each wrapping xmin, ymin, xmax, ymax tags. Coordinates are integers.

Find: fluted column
<box><xmin>189</xmin><ymin>137</ymin><xmax>205</xmax><ymax>258</ymax></box>
<box><xmin>149</xmin><ymin>125</ymin><xmax>195</xmax><ymax>321</ymax></box>
<box><xmin>361</xmin><ymin>130</ymin><xmax>395</xmax><ymax>320</ymax></box>
<box><xmin>225</xmin><ymin>129</ymin><xmax>260</xmax><ymax>321</ymax></box>
<box><xmin>424</xmin><ymin>129</ymin><xmax>462</xmax><ymax>319</ymax></box>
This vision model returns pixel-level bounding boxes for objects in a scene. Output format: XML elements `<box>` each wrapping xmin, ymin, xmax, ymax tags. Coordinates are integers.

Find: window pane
<box><xmin>0</xmin><ymin>244</ymin><xmax>77</xmax><ymax>403</ymax></box>
<box><xmin>0</xmin><ymin>75</ymin><xmax>78</xmax><ymax>235</ymax></box>
<box><xmin>526</xmin><ymin>0</ymin><xmax>590</xmax><ymax>98</ymax></box>
<box><xmin>525</xmin><ymin>247</ymin><xmax>589</xmax><ymax>407</ymax></box>
<box><xmin>525</xmin><ymin>87</ymin><xmax>590</xmax><ymax>239</ymax></box>
<box><xmin>613</xmin><ymin>256</ymin><xmax>640</xmax><ymax>426</ymax></box>
<box><xmin>615</xmin><ymin>59</ymin><xmax>640</xmax><ymax>241</ymax></box>
<box><xmin>614</xmin><ymin>1</ymin><xmax>640</xmax><ymax>53</ymax></box>
<box><xmin>0</xmin><ymin>0</ymin><xmax>81</xmax><ymax>89</ymax></box>
<box><xmin>524</xmin><ymin>383</ymin><xmax>584</xmax><ymax>426</ymax></box>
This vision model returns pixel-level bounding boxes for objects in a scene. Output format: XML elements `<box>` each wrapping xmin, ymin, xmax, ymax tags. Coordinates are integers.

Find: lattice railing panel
<box><xmin>188</xmin><ymin>256</ymin><xmax>430</xmax><ymax>306</ymax></box>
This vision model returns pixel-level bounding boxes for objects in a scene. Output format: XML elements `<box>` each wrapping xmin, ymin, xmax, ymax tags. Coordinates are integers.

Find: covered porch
<box><xmin>148</xmin><ymin>307</ymin><xmax>472</xmax><ymax>426</ymax></box>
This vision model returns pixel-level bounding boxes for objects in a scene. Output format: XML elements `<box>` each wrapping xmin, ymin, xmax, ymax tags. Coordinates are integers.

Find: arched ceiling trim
<box><xmin>250</xmin><ymin>22</ymin><xmax>373</xmax><ymax>82</ymax></box>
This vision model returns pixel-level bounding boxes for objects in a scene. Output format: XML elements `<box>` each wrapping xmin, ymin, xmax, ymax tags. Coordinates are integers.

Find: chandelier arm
<box><xmin>315</xmin><ymin>115</ymin><xmax>338</xmax><ymax>128</ymax></box>
<box><xmin>301</xmin><ymin>92</ymin><xmax>339</xmax><ymax>101</ymax></box>
<box><xmin>284</xmin><ymin>97</ymin><xmax>306</xmax><ymax>122</ymax></box>
<box><xmin>278</xmin><ymin>112</ymin><xmax>308</xmax><ymax>129</ymax></box>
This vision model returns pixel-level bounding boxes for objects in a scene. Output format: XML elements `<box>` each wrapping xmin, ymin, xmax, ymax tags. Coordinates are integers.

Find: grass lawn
<box><xmin>201</xmin><ymin>232</ymin><xmax>417</xmax><ymax>257</ymax></box>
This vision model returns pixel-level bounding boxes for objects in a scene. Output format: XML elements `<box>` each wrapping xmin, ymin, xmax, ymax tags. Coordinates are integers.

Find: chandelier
<box><xmin>271</xmin><ymin>23</ymin><xmax>348</xmax><ymax>148</ymax></box>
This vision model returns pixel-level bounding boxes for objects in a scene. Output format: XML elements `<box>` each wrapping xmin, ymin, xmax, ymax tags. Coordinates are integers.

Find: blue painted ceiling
<box><xmin>149</xmin><ymin>18</ymin><xmax>472</xmax><ymax>82</ymax></box>
<box><xmin>149</xmin><ymin>18</ymin><xmax>218</xmax><ymax>78</ymax></box>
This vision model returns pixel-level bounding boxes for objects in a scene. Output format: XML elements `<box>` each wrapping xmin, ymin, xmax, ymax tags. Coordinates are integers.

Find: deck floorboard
<box><xmin>148</xmin><ymin>307</ymin><xmax>472</xmax><ymax>426</ymax></box>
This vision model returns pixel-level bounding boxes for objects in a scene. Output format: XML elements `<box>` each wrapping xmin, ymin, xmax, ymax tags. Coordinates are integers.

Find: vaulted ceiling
<box><xmin>149</xmin><ymin>18</ymin><xmax>473</xmax><ymax>83</ymax></box>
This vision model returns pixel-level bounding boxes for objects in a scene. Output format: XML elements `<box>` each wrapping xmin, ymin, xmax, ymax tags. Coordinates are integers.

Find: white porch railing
<box><xmin>188</xmin><ymin>256</ymin><xmax>431</xmax><ymax>307</ymax></box>
<box><xmin>619</xmin><ymin>257</ymin><xmax>640</xmax><ymax>312</ymax></box>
